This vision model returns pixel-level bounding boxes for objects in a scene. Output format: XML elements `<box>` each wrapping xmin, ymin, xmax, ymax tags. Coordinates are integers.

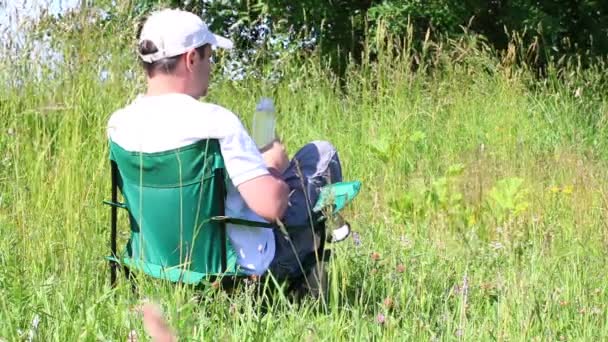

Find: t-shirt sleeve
<box><xmin>219</xmin><ymin>111</ymin><xmax>269</xmax><ymax>187</ymax></box>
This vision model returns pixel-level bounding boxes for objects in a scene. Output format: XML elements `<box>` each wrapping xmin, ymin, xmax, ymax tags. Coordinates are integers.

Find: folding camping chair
<box><xmin>103</xmin><ymin>138</ymin><xmax>361</xmax><ymax>296</ymax></box>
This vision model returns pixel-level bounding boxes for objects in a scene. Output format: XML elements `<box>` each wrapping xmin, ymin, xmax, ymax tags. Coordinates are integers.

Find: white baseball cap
<box><xmin>138</xmin><ymin>9</ymin><xmax>233</xmax><ymax>63</ymax></box>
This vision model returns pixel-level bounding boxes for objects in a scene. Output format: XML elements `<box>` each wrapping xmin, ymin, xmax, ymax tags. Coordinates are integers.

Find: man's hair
<box><xmin>138</xmin><ymin>40</ymin><xmax>209</xmax><ymax>76</ymax></box>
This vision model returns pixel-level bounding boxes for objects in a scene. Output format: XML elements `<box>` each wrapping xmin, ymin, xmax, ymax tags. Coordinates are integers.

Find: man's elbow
<box><xmin>239</xmin><ymin>176</ymin><xmax>289</xmax><ymax>222</ymax></box>
<box><xmin>260</xmin><ymin>207</ymin><xmax>284</xmax><ymax>223</ymax></box>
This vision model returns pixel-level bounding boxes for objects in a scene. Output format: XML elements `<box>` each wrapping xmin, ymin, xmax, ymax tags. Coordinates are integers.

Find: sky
<box><xmin>0</xmin><ymin>0</ymin><xmax>279</xmax><ymax>82</ymax></box>
<box><xmin>0</xmin><ymin>0</ymin><xmax>80</xmax><ymax>30</ymax></box>
<box><xmin>0</xmin><ymin>0</ymin><xmax>81</xmax><ymax>80</ymax></box>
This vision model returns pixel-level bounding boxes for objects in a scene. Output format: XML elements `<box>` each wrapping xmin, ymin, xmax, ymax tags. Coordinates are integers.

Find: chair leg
<box><xmin>122</xmin><ymin>266</ymin><xmax>133</xmax><ymax>294</ymax></box>
<box><xmin>110</xmin><ymin>263</ymin><xmax>138</xmax><ymax>295</ymax></box>
<box><xmin>110</xmin><ymin>161</ymin><xmax>119</xmax><ymax>288</ymax></box>
<box><xmin>110</xmin><ymin>260</ymin><xmax>118</xmax><ymax>288</ymax></box>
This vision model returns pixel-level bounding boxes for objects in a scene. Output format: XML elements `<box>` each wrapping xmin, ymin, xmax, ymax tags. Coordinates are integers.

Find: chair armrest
<box><xmin>210</xmin><ymin>216</ymin><xmax>276</xmax><ymax>228</ymax></box>
<box><xmin>103</xmin><ymin>200</ymin><xmax>127</xmax><ymax>209</ymax></box>
<box><xmin>313</xmin><ymin>181</ymin><xmax>362</xmax><ymax>215</ymax></box>
<box><xmin>211</xmin><ymin>180</ymin><xmax>363</xmax><ymax>231</ymax></box>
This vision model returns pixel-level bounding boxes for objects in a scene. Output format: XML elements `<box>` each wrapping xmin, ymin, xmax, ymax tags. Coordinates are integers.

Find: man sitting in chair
<box><xmin>107</xmin><ymin>9</ymin><xmax>342</xmax><ymax>280</ymax></box>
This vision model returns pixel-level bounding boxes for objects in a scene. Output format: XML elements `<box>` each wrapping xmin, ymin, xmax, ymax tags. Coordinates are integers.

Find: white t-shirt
<box><xmin>107</xmin><ymin>93</ymin><xmax>275</xmax><ymax>275</ymax></box>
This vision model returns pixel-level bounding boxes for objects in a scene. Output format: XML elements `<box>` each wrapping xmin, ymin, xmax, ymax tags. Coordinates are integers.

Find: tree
<box><xmin>89</xmin><ymin>0</ymin><xmax>608</xmax><ymax>75</ymax></box>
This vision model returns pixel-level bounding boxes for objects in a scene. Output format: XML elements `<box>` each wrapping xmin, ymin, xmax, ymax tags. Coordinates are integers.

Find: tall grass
<box><xmin>2</xmin><ymin>5</ymin><xmax>608</xmax><ymax>341</ymax></box>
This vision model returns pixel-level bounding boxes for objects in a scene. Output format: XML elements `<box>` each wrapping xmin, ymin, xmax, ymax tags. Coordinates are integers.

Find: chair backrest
<box><xmin>109</xmin><ymin>139</ymin><xmax>239</xmax><ymax>283</ymax></box>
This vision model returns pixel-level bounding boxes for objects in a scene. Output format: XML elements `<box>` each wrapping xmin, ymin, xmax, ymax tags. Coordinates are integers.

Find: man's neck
<box><xmin>146</xmin><ymin>76</ymin><xmax>190</xmax><ymax>97</ymax></box>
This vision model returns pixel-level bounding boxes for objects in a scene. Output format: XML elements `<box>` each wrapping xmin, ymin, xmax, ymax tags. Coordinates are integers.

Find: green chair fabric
<box><xmin>105</xmin><ymin>139</ymin><xmax>361</xmax><ymax>286</ymax></box>
<box><xmin>108</xmin><ymin>139</ymin><xmax>243</xmax><ymax>284</ymax></box>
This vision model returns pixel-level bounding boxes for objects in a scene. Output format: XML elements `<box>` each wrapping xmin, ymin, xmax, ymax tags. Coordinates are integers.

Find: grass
<box><xmin>2</xmin><ymin>5</ymin><xmax>608</xmax><ymax>341</ymax></box>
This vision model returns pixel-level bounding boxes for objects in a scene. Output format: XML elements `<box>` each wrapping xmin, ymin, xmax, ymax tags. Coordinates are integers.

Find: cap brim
<box><xmin>210</xmin><ymin>34</ymin><xmax>233</xmax><ymax>49</ymax></box>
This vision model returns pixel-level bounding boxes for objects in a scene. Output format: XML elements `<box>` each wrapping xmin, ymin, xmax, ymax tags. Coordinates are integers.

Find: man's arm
<box><xmin>237</xmin><ymin>139</ymin><xmax>290</xmax><ymax>222</ymax></box>
<box><xmin>237</xmin><ymin>173</ymin><xmax>289</xmax><ymax>222</ymax></box>
<box><xmin>216</xmin><ymin>108</ymin><xmax>290</xmax><ymax>222</ymax></box>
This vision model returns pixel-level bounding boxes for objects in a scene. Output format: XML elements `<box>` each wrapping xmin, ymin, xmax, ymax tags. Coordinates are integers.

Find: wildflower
<box><xmin>7</xmin><ymin>128</ymin><xmax>14</xmax><ymax>136</ymax></box>
<box><xmin>549</xmin><ymin>186</ymin><xmax>560</xmax><ymax>194</ymax></box>
<box><xmin>371</xmin><ymin>252</ymin><xmax>381</xmax><ymax>261</ymax></box>
<box><xmin>453</xmin><ymin>276</ymin><xmax>469</xmax><ymax>296</ymax></box>
<box><xmin>591</xmin><ymin>307</ymin><xmax>601</xmax><ymax>315</ymax></box>
<box><xmin>352</xmin><ymin>232</ymin><xmax>362</xmax><ymax>247</ymax></box>
<box><xmin>376</xmin><ymin>313</ymin><xmax>386</xmax><ymax>324</ymax></box>
<box><xmin>396</xmin><ymin>264</ymin><xmax>406</xmax><ymax>273</ymax></box>
<box><xmin>383</xmin><ymin>297</ymin><xmax>394</xmax><ymax>309</ymax></box>
<box><xmin>467</xmin><ymin>214</ymin><xmax>477</xmax><ymax>226</ymax></box>
<box><xmin>559</xmin><ymin>300</ymin><xmax>569</xmax><ymax>306</ymax></box>
<box><xmin>562</xmin><ymin>185</ymin><xmax>573</xmax><ymax>195</ymax></box>
<box><xmin>489</xmin><ymin>241</ymin><xmax>504</xmax><ymax>250</ymax></box>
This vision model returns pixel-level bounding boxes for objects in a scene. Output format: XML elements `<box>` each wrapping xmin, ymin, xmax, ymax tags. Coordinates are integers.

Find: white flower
<box><xmin>490</xmin><ymin>241</ymin><xmax>504</xmax><ymax>250</ymax></box>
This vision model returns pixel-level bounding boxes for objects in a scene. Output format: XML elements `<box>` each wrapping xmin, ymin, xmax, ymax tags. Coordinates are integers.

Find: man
<box><xmin>107</xmin><ymin>8</ymin><xmax>342</xmax><ymax>279</ymax></box>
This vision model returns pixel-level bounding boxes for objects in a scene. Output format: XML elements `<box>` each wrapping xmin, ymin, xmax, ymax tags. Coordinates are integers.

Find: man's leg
<box><xmin>267</xmin><ymin>140</ymin><xmax>342</xmax><ymax>279</ymax></box>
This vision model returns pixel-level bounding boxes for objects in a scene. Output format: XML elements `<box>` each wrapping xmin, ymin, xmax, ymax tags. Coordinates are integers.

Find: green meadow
<box><xmin>1</xmin><ymin>7</ymin><xmax>608</xmax><ymax>341</ymax></box>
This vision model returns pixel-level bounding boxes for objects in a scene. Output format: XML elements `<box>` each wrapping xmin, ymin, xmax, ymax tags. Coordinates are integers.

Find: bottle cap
<box><xmin>255</xmin><ymin>97</ymin><xmax>275</xmax><ymax>112</ymax></box>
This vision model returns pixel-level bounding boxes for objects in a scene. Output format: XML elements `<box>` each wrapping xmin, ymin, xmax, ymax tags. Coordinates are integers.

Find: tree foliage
<box><xmin>112</xmin><ymin>1</ymin><xmax>608</xmax><ymax>71</ymax></box>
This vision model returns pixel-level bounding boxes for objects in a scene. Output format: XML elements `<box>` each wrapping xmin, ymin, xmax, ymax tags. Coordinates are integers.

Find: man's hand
<box><xmin>260</xmin><ymin>139</ymin><xmax>289</xmax><ymax>175</ymax></box>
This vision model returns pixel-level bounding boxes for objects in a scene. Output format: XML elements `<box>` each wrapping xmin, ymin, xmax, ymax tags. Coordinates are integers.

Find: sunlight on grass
<box><xmin>1</xmin><ymin>4</ymin><xmax>608</xmax><ymax>341</ymax></box>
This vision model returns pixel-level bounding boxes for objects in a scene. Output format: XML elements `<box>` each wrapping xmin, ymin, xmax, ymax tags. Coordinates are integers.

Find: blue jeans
<box><xmin>267</xmin><ymin>141</ymin><xmax>342</xmax><ymax>279</ymax></box>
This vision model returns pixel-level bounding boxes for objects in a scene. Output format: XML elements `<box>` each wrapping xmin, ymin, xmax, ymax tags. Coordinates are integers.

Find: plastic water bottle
<box><xmin>252</xmin><ymin>97</ymin><xmax>276</xmax><ymax>148</ymax></box>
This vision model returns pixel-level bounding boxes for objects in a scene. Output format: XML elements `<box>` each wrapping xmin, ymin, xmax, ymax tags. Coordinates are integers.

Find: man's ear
<box><xmin>185</xmin><ymin>50</ymin><xmax>196</xmax><ymax>72</ymax></box>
